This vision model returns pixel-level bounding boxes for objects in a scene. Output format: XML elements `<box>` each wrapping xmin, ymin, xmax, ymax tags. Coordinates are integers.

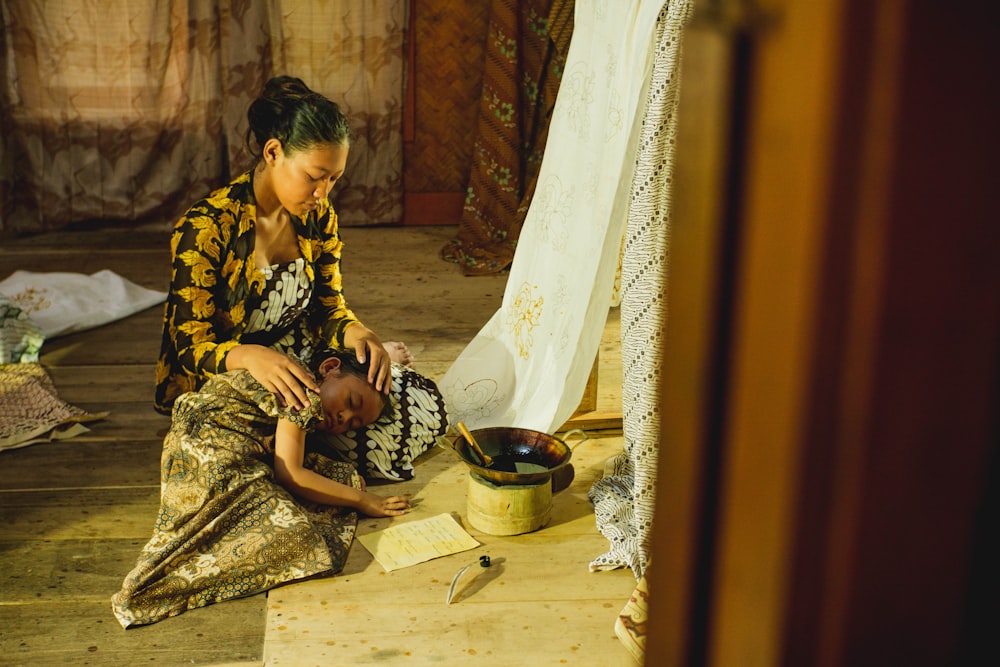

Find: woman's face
<box><xmin>314</xmin><ymin>358</ymin><xmax>384</xmax><ymax>435</ymax></box>
<box><xmin>264</xmin><ymin>139</ymin><xmax>349</xmax><ymax>217</ymax></box>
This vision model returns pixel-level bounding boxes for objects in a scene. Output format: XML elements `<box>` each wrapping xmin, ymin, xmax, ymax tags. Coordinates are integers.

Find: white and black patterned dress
<box><xmin>244</xmin><ymin>259</ymin><xmax>449</xmax><ymax>482</ymax></box>
<box><xmin>242</xmin><ymin>258</ymin><xmax>313</xmax><ymax>353</ymax></box>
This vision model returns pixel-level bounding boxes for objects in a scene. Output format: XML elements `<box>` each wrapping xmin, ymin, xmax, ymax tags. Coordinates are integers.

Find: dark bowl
<box><xmin>454</xmin><ymin>426</ymin><xmax>572</xmax><ymax>485</ymax></box>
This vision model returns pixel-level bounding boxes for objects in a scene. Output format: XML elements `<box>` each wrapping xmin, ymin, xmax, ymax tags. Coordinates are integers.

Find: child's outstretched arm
<box><xmin>273</xmin><ymin>419</ymin><xmax>410</xmax><ymax>517</ymax></box>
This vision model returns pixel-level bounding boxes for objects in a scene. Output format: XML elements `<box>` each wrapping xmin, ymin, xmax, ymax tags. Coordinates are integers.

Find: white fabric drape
<box><xmin>440</xmin><ymin>0</ymin><xmax>670</xmax><ymax>433</ymax></box>
<box><xmin>590</xmin><ymin>0</ymin><xmax>692</xmax><ymax>577</ymax></box>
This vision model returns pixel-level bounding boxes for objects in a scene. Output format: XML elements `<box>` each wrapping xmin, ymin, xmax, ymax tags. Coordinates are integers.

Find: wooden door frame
<box><xmin>646</xmin><ymin>1</ymin><xmax>1000</xmax><ymax>664</ymax></box>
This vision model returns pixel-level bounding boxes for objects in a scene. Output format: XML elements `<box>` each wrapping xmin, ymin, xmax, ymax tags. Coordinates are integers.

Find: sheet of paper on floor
<box><xmin>357</xmin><ymin>512</ymin><xmax>481</xmax><ymax>572</ymax></box>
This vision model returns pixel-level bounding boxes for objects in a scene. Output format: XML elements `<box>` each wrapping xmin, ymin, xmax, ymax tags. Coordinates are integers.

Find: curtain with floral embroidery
<box><xmin>440</xmin><ymin>0</ymin><xmax>670</xmax><ymax>432</ymax></box>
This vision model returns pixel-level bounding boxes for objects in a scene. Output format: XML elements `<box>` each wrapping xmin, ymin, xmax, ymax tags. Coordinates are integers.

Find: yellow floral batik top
<box><xmin>154</xmin><ymin>172</ymin><xmax>360</xmax><ymax>414</ymax></box>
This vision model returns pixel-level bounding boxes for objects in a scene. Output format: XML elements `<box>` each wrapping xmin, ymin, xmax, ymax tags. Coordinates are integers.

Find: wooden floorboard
<box><xmin>0</xmin><ymin>598</ymin><xmax>266</xmax><ymax>666</ymax></box>
<box><xmin>1</xmin><ymin>538</ymin><xmax>158</xmax><ymax>602</ymax></box>
<box><xmin>265</xmin><ymin>432</ymin><xmax>636</xmax><ymax>666</ymax></box>
<box><xmin>0</xmin><ymin>439</ymin><xmax>163</xmax><ymax>489</ymax></box>
<box><xmin>0</xmin><ymin>225</ymin><xmax>633</xmax><ymax>666</ymax></box>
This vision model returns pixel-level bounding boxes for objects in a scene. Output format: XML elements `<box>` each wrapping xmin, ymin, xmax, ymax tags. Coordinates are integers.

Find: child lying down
<box><xmin>112</xmin><ymin>347</ymin><xmax>409</xmax><ymax>628</ymax></box>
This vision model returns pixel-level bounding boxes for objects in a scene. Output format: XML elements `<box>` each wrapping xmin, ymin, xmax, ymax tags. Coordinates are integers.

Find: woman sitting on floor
<box><xmin>154</xmin><ymin>74</ymin><xmax>447</xmax><ymax>481</ymax></box>
<box><xmin>113</xmin><ymin>348</ymin><xmax>408</xmax><ymax>627</ymax></box>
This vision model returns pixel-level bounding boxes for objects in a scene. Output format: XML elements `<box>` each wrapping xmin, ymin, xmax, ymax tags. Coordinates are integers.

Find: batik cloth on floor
<box><xmin>0</xmin><ymin>362</ymin><xmax>107</xmax><ymax>452</ymax></box>
<box><xmin>589</xmin><ymin>0</ymin><xmax>692</xmax><ymax>577</ymax></box>
<box><xmin>440</xmin><ymin>0</ymin><xmax>574</xmax><ymax>275</ymax></box>
<box><xmin>111</xmin><ymin>370</ymin><xmax>361</xmax><ymax>628</ymax></box>
<box><xmin>0</xmin><ymin>296</ymin><xmax>44</xmax><ymax>363</ymax></box>
<box><xmin>0</xmin><ymin>269</ymin><xmax>166</xmax><ymax>338</ymax></box>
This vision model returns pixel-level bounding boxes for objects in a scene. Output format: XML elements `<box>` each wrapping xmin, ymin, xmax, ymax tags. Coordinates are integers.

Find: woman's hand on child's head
<box><xmin>345</xmin><ymin>325</ymin><xmax>392</xmax><ymax>394</ymax></box>
<box><xmin>362</xmin><ymin>342</ymin><xmax>393</xmax><ymax>395</ymax></box>
<box><xmin>357</xmin><ymin>492</ymin><xmax>410</xmax><ymax>518</ymax></box>
<box><xmin>228</xmin><ymin>344</ymin><xmax>320</xmax><ymax>410</ymax></box>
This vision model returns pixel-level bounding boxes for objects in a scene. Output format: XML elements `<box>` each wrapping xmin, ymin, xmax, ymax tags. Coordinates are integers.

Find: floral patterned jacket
<box><xmin>154</xmin><ymin>172</ymin><xmax>359</xmax><ymax>414</ymax></box>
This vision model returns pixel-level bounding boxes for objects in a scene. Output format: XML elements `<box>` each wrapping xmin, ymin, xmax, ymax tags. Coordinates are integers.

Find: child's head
<box><xmin>309</xmin><ymin>348</ymin><xmax>390</xmax><ymax>435</ymax></box>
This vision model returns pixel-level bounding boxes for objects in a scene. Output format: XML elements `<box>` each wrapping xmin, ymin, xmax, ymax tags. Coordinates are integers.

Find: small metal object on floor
<box><xmin>447</xmin><ymin>554</ymin><xmax>494</xmax><ymax>605</ymax></box>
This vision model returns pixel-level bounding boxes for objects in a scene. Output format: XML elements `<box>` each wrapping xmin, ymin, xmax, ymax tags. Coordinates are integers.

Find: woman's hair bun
<box><xmin>244</xmin><ymin>75</ymin><xmax>351</xmax><ymax>162</ymax></box>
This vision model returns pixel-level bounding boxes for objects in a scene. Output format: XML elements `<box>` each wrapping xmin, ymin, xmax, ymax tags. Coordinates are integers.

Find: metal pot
<box><xmin>452</xmin><ymin>426</ymin><xmax>581</xmax><ymax>486</ymax></box>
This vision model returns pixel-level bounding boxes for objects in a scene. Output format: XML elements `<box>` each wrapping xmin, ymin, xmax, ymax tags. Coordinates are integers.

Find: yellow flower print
<box><xmin>506</xmin><ymin>282</ymin><xmax>544</xmax><ymax>359</ymax></box>
<box><xmin>192</xmin><ymin>345</ymin><xmax>209</xmax><ymax>371</ymax></box>
<box><xmin>322</xmin><ymin>237</ymin><xmax>342</xmax><ymax>255</ymax></box>
<box><xmin>189</xmin><ymin>216</ymin><xmax>222</xmax><ymax>261</ymax></box>
<box><xmin>298</xmin><ymin>237</ymin><xmax>322</xmax><ymax>264</ymax></box>
<box><xmin>179</xmin><ymin>250</ymin><xmax>216</xmax><ymax>287</ymax></box>
<box><xmin>322</xmin><ymin>212</ymin><xmax>337</xmax><ymax>234</ymax></box>
<box><xmin>245</xmin><ymin>259</ymin><xmax>265</xmax><ymax>294</ymax></box>
<box><xmin>238</xmin><ymin>207</ymin><xmax>253</xmax><ymax>236</ymax></box>
<box><xmin>178</xmin><ymin>320</ymin><xmax>214</xmax><ymax>341</ymax></box>
<box><xmin>230</xmin><ymin>301</ymin><xmax>245</xmax><ymax>326</ymax></box>
<box><xmin>222</xmin><ymin>256</ymin><xmax>243</xmax><ymax>292</ymax></box>
<box><xmin>217</xmin><ymin>198</ymin><xmax>238</xmax><ymax>223</ymax></box>
<box><xmin>165</xmin><ymin>375</ymin><xmax>197</xmax><ymax>408</ymax></box>
<box><xmin>177</xmin><ymin>287</ymin><xmax>214</xmax><ymax>319</ymax></box>
<box><xmin>155</xmin><ymin>359</ymin><xmax>170</xmax><ymax>384</ymax></box>
<box><xmin>318</xmin><ymin>295</ymin><xmax>342</xmax><ymax>309</ymax></box>
<box><xmin>319</xmin><ymin>262</ymin><xmax>340</xmax><ymax>283</ymax></box>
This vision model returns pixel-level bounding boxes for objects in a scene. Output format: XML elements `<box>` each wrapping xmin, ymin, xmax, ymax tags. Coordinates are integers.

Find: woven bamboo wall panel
<box><xmin>404</xmin><ymin>0</ymin><xmax>491</xmax><ymax>193</ymax></box>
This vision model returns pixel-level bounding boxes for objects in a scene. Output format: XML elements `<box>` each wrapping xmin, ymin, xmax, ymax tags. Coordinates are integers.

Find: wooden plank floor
<box><xmin>0</xmin><ymin>225</ymin><xmax>635</xmax><ymax>666</ymax></box>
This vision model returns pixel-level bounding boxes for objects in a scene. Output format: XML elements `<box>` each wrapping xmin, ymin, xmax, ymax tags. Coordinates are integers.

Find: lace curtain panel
<box><xmin>0</xmin><ymin>0</ymin><xmax>404</xmax><ymax>235</ymax></box>
<box><xmin>589</xmin><ymin>0</ymin><xmax>692</xmax><ymax>577</ymax></box>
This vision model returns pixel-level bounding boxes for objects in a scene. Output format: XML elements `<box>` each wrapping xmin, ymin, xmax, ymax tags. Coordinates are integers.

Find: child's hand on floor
<box><xmin>357</xmin><ymin>492</ymin><xmax>410</xmax><ymax>517</ymax></box>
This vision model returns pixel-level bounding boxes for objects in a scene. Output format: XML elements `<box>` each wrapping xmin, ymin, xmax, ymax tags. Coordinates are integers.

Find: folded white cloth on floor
<box><xmin>0</xmin><ymin>269</ymin><xmax>167</xmax><ymax>339</ymax></box>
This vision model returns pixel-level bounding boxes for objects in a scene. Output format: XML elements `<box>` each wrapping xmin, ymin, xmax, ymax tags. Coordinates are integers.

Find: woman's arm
<box><xmin>272</xmin><ymin>419</ymin><xmax>410</xmax><ymax>517</ymax></box>
<box><xmin>308</xmin><ymin>207</ymin><xmax>393</xmax><ymax>393</ymax></box>
<box><xmin>309</xmin><ymin>206</ymin><xmax>362</xmax><ymax>346</ymax></box>
<box><xmin>165</xmin><ymin>211</ymin><xmax>238</xmax><ymax>377</ymax></box>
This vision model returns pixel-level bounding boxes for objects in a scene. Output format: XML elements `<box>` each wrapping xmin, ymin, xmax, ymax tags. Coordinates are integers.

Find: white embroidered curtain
<box><xmin>440</xmin><ymin>0</ymin><xmax>670</xmax><ymax>432</ymax></box>
<box><xmin>440</xmin><ymin>0</ymin><xmax>692</xmax><ymax>577</ymax></box>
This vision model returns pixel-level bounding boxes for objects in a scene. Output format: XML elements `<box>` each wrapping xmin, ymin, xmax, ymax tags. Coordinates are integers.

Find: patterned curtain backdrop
<box><xmin>0</xmin><ymin>0</ymin><xmax>404</xmax><ymax>236</ymax></box>
<box><xmin>271</xmin><ymin>2</ymin><xmax>406</xmax><ymax>226</ymax></box>
<box><xmin>438</xmin><ymin>0</ymin><xmax>574</xmax><ymax>276</ymax></box>
<box><xmin>0</xmin><ymin>1</ymin><xmax>228</xmax><ymax>235</ymax></box>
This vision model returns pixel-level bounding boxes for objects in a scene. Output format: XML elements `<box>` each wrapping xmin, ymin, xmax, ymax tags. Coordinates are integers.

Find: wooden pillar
<box><xmin>645</xmin><ymin>1</ymin><xmax>1000</xmax><ymax>665</ymax></box>
<box><xmin>561</xmin><ymin>352</ymin><xmax>624</xmax><ymax>432</ymax></box>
